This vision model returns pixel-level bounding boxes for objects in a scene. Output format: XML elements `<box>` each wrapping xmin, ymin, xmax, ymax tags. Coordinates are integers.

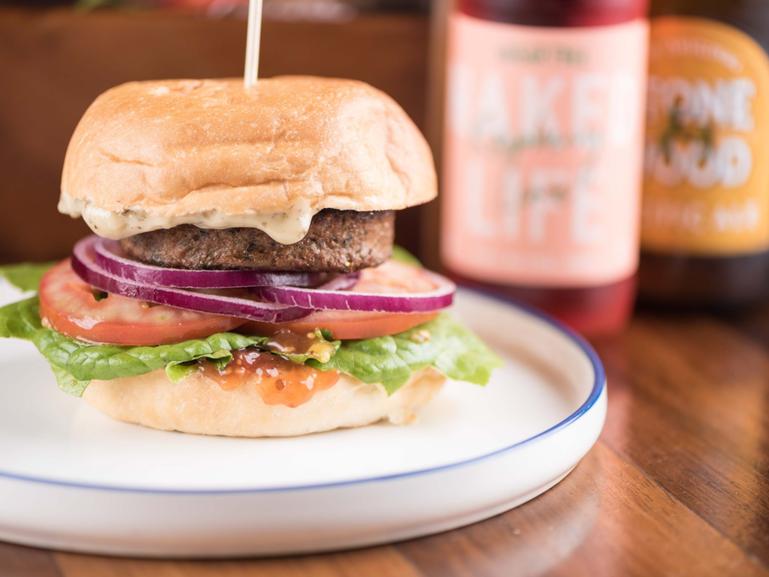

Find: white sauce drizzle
<box><xmin>58</xmin><ymin>197</ymin><xmax>315</xmax><ymax>245</ymax></box>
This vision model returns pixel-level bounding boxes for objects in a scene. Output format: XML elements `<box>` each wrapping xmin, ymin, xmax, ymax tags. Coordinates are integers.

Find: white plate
<box><xmin>0</xmin><ymin>285</ymin><xmax>606</xmax><ymax>557</ymax></box>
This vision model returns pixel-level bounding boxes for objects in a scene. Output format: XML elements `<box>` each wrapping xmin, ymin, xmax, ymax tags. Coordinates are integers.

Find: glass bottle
<box><xmin>639</xmin><ymin>0</ymin><xmax>769</xmax><ymax>307</ymax></box>
<box><xmin>441</xmin><ymin>0</ymin><xmax>649</xmax><ymax>335</ymax></box>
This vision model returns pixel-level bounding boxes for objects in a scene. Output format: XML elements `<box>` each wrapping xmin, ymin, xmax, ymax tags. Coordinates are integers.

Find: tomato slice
<box><xmin>39</xmin><ymin>259</ymin><xmax>245</xmax><ymax>346</ymax></box>
<box><xmin>241</xmin><ymin>260</ymin><xmax>441</xmax><ymax>340</ymax></box>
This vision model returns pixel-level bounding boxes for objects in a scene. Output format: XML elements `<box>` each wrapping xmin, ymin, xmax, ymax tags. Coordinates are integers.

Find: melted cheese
<box><xmin>58</xmin><ymin>197</ymin><xmax>315</xmax><ymax>245</ymax></box>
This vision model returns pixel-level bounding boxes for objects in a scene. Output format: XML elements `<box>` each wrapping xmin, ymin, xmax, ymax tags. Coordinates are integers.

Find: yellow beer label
<box><xmin>643</xmin><ymin>17</ymin><xmax>769</xmax><ymax>254</ymax></box>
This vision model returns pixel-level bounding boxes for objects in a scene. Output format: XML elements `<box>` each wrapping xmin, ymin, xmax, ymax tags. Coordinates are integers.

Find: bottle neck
<box><xmin>457</xmin><ymin>0</ymin><xmax>648</xmax><ymax>27</ymax></box>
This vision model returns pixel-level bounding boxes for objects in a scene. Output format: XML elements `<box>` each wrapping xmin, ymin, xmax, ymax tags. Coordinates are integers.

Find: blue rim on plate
<box><xmin>0</xmin><ymin>287</ymin><xmax>606</xmax><ymax>495</ymax></box>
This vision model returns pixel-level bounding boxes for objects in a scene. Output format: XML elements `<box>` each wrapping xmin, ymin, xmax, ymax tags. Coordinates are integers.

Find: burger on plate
<box><xmin>0</xmin><ymin>76</ymin><xmax>499</xmax><ymax>437</ymax></box>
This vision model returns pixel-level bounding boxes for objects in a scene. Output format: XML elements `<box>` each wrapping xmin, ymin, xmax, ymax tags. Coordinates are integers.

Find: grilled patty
<box><xmin>119</xmin><ymin>209</ymin><xmax>395</xmax><ymax>272</ymax></box>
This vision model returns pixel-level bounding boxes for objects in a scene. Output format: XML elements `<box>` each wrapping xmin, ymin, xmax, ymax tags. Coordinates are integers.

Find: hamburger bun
<box><xmin>59</xmin><ymin>76</ymin><xmax>437</xmax><ymax>240</ymax></box>
<box><xmin>83</xmin><ymin>367</ymin><xmax>446</xmax><ymax>437</ymax></box>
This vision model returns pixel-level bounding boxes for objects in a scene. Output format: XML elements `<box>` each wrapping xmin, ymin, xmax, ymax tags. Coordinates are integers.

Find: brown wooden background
<box><xmin>0</xmin><ymin>8</ymin><xmax>431</xmax><ymax>264</ymax></box>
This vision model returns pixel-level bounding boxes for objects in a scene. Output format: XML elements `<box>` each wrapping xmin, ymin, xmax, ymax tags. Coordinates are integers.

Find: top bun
<box><xmin>59</xmin><ymin>77</ymin><xmax>436</xmax><ymax>241</ymax></box>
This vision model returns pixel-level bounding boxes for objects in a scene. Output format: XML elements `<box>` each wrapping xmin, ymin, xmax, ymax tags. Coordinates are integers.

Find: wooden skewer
<box><xmin>244</xmin><ymin>0</ymin><xmax>264</xmax><ymax>89</ymax></box>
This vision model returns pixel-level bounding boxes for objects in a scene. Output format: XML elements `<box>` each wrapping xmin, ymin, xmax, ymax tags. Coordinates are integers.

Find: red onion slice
<box><xmin>93</xmin><ymin>237</ymin><xmax>336</xmax><ymax>289</ymax></box>
<box><xmin>250</xmin><ymin>269</ymin><xmax>456</xmax><ymax>313</ymax></box>
<box><xmin>72</xmin><ymin>237</ymin><xmax>311</xmax><ymax>323</ymax></box>
<box><xmin>316</xmin><ymin>271</ymin><xmax>361</xmax><ymax>292</ymax></box>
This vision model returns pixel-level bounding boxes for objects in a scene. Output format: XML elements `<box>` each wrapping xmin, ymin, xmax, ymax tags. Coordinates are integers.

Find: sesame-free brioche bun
<box><xmin>83</xmin><ymin>367</ymin><xmax>445</xmax><ymax>437</ymax></box>
<box><xmin>59</xmin><ymin>76</ymin><xmax>437</xmax><ymax>240</ymax></box>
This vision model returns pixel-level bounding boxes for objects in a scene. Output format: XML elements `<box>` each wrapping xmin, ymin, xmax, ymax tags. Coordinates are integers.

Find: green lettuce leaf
<box><xmin>390</xmin><ymin>245</ymin><xmax>422</xmax><ymax>267</ymax></box>
<box><xmin>165</xmin><ymin>349</ymin><xmax>233</xmax><ymax>383</ymax></box>
<box><xmin>163</xmin><ymin>331</ymin><xmax>339</xmax><ymax>384</ymax></box>
<box><xmin>50</xmin><ymin>365</ymin><xmax>91</xmax><ymax>397</ymax></box>
<box><xmin>0</xmin><ymin>296</ymin><xmax>43</xmax><ymax>340</ymax></box>
<box><xmin>0</xmin><ymin>297</ymin><xmax>339</xmax><ymax>396</ymax></box>
<box><xmin>312</xmin><ymin>313</ymin><xmax>502</xmax><ymax>394</ymax></box>
<box><xmin>0</xmin><ymin>263</ymin><xmax>55</xmax><ymax>292</ymax></box>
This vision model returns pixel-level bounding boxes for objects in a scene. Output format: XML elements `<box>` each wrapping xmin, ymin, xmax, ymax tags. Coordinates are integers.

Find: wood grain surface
<box><xmin>2</xmin><ymin>304</ymin><xmax>769</xmax><ymax>577</ymax></box>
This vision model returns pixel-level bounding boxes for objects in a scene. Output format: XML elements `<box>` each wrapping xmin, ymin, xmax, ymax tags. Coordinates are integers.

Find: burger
<box><xmin>0</xmin><ymin>76</ymin><xmax>499</xmax><ymax>437</ymax></box>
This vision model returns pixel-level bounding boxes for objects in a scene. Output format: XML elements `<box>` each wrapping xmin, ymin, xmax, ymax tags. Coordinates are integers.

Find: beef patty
<box><xmin>119</xmin><ymin>209</ymin><xmax>395</xmax><ymax>272</ymax></box>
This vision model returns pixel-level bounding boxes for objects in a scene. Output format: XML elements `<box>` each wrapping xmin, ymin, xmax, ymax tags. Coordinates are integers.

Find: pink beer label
<box><xmin>442</xmin><ymin>14</ymin><xmax>648</xmax><ymax>287</ymax></box>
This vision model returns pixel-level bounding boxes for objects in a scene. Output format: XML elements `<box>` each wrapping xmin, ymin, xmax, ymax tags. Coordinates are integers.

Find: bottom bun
<box><xmin>83</xmin><ymin>367</ymin><xmax>446</xmax><ymax>437</ymax></box>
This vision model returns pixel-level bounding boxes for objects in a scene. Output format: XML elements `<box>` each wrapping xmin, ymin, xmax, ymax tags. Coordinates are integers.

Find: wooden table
<box><xmin>2</xmin><ymin>304</ymin><xmax>769</xmax><ymax>576</ymax></box>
